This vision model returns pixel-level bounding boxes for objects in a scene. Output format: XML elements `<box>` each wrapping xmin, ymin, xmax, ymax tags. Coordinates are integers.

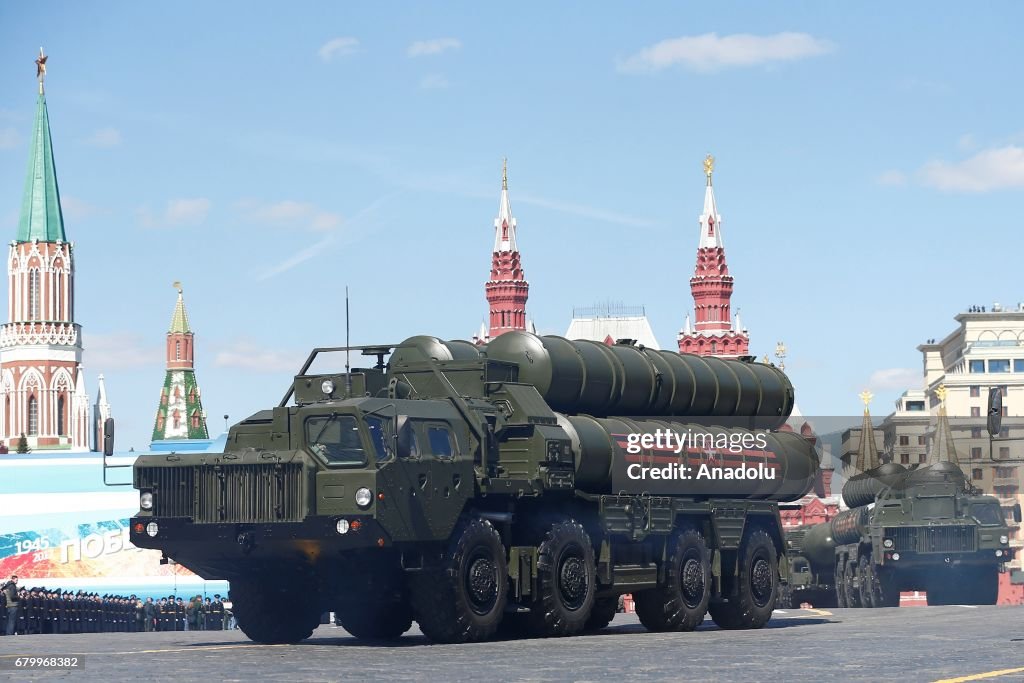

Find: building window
<box><xmin>991</xmin><ymin>359</ymin><xmax>1011</xmax><ymax>373</ymax></box>
<box><xmin>1001</xmin><ymin>427</ymin><xmax>1010</xmax><ymax>438</ymax></box>
<box><xmin>971</xmin><ymin>406</ymin><xmax>981</xmax><ymax>417</ymax></box>
<box><xmin>970</xmin><ymin>385</ymin><xmax>980</xmax><ymax>397</ymax></box>
<box><xmin>57</xmin><ymin>395</ymin><xmax>65</xmax><ymax>436</ymax></box>
<box><xmin>999</xmin><ymin>385</ymin><xmax>1008</xmax><ymax>397</ymax></box>
<box><xmin>969</xmin><ymin>360</ymin><xmax>986</xmax><ymax>373</ymax></box>
<box><xmin>28</xmin><ymin>270</ymin><xmax>40</xmax><ymax>320</ymax></box>
<box><xmin>906</xmin><ymin>401</ymin><xmax>925</xmax><ymax>411</ymax></box>
<box><xmin>1002</xmin><ymin>406</ymin><xmax>1009</xmax><ymax>417</ymax></box>
<box><xmin>156</xmin><ymin>413</ymin><xmax>165</xmax><ymax>432</ymax></box>
<box><xmin>175</xmin><ymin>341</ymin><xmax>181</xmax><ymax>360</ymax></box>
<box><xmin>27</xmin><ymin>395</ymin><xmax>37</xmax><ymax>436</ymax></box>
<box><xmin>971</xmin><ymin>447</ymin><xmax>982</xmax><ymax>460</ymax></box>
<box><xmin>900</xmin><ymin>453</ymin><xmax>910</xmax><ymax>464</ymax></box>
<box><xmin>1000</xmin><ymin>446</ymin><xmax>1010</xmax><ymax>459</ymax></box>
<box><xmin>710</xmin><ymin>341</ymin><xmax>717</xmax><ymax>354</ymax></box>
<box><xmin>172</xmin><ymin>409</ymin><xmax>180</xmax><ymax>430</ymax></box>
<box><xmin>918</xmin><ymin>435</ymin><xmax>926</xmax><ymax>445</ymax></box>
<box><xmin>1015</xmin><ymin>359</ymin><xmax>1024</xmax><ymax>372</ymax></box>
<box><xmin>899</xmin><ymin>435</ymin><xmax>910</xmax><ymax>446</ymax></box>
<box><xmin>918</xmin><ymin>453</ymin><xmax>927</xmax><ymax>463</ymax></box>
<box><xmin>191</xmin><ymin>410</ymin><xmax>201</xmax><ymax>430</ymax></box>
<box><xmin>972</xmin><ymin>427</ymin><xmax>982</xmax><ymax>438</ymax></box>
<box><xmin>973</xmin><ymin>468</ymin><xmax>983</xmax><ymax>480</ymax></box>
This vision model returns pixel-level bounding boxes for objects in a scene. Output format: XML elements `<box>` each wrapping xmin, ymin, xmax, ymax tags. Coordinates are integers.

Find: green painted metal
<box><xmin>17</xmin><ymin>94</ymin><xmax>66</xmax><ymax>243</ymax></box>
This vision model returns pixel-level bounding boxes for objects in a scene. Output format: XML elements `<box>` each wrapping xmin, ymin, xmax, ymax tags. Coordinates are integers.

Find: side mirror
<box><xmin>103</xmin><ymin>418</ymin><xmax>115</xmax><ymax>457</ymax></box>
<box><xmin>1014</xmin><ymin>503</ymin><xmax>1022</xmax><ymax>524</ymax></box>
<box><xmin>987</xmin><ymin>387</ymin><xmax>1003</xmax><ymax>437</ymax></box>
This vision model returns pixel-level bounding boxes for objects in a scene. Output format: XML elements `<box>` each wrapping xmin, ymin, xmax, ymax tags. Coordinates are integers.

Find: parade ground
<box><xmin>1</xmin><ymin>606</ymin><xmax>1022</xmax><ymax>682</ymax></box>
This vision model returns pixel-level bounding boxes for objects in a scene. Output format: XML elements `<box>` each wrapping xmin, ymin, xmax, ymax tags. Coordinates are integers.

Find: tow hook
<box><xmin>237</xmin><ymin>531</ymin><xmax>255</xmax><ymax>555</ymax></box>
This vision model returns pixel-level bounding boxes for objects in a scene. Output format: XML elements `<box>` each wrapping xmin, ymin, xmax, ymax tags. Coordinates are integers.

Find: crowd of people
<box><xmin>1</xmin><ymin>575</ymin><xmax>236</xmax><ymax>636</ymax></box>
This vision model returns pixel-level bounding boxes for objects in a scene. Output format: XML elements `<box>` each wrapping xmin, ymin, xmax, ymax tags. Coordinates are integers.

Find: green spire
<box><xmin>170</xmin><ymin>282</ymin><xmax>191</xmax><ymax>333</ymax></box>
<box><xmin>17</xmin><ymin>93</ymin><xmax>66</xmax><ymax>243</ymax></box>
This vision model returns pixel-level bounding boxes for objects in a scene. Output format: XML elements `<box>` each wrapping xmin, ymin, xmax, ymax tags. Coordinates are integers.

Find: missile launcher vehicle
<box><xmin>130</xmin><ymin>331</ymin><xmax>820</xmax><ymax>643</ymax></box>
<box><xmin>782</xmin><ymin>462</ymin><xmax>1019</xmax><ymax>608</ymax></box>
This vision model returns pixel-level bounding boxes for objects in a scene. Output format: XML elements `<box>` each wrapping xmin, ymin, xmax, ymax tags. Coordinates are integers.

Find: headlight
<box><xmin>1000</xmin><ymin>535</ymin><xmax>1009</xmax><ymax>545</ymax></box>
<box><xmin>996</xmin><ymin>550</ymin><xmax>1004</xmax><ymax>558</ymax></box>
<box><xmin>146</xmin><ymin>522</ymin><xmax>159</xmax><ymax>538</ymax></box>
<box><xmin>355</xmin><ymin>487</ymin><xmax>373</xmax><ymax>508</ymax></box>
<box><xmin>140</xmin><ymin>492</ymin><xmax>153</xmax><ymax>510</ymax></box>
<box><xmin>882</xmin><ymin>538</ymin><xmax>894</xmax><ymax>549</ymax></box>
<box><xmin>336</xmin><ymin>519</ymin><xmax>350</xmax><ymax>535</ymax></box>
<box><xmin>891</xmin><ymin>552</ymin><xmax>900</xmax><ymax>561</ymax></box>
<box><xmin>321</xmin><ymin>379</ymin><xmax>335</xmax><ymax>395</ymax></box>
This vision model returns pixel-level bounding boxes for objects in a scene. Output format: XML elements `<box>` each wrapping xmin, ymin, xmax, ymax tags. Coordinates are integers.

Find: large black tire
<box><xmin>635</xmin><ymin>526</ymin><xmax>711</xmax><ymax>632</ymax></box>
<box><xmin>409</xmin><ymin>517</ymin><xmax>508</xmax><ymax>643</ymax></box>
<box><xmin>835</xmin><ymin>562</ymin><xmax>847</xmax><ymax>608</ymax></box>
<box><xmin>843</xmin><ymin>559</ymin><xmax>861</xmax><ymax>608</ymax></box>
<box><xmin>335</xmin><ymin>602</ymin><xmax>413</xmax><ymax>640</ymax></box>
<box><xmin>858</xmin><ymin>556</ymin><xmax>875</xmax><ymax>608</ymax></box>
<box><xmin>708</xmin><ymin>528</ymin><xmax>778</xmax><ymax>630</ymax></box>
<box><xmin>583</xmin><ymin>597</ymin><xmax>618</xmax><ymax>632</ymax></box>
<box><xmin>230</xmin><ymin>577</ymin><xmax>321</xmax><ymax>644</ymax></box>
<box><xmin>524</xmin><ymin>519</ymin><xmax>596</xmax><ymax>637</ymax></box>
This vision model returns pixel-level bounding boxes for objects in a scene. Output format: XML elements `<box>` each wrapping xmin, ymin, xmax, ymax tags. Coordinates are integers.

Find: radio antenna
<box><xmin>345</xmin><ymin>286</ymin><xmax>352</xmax><ymax>397</ymax></box>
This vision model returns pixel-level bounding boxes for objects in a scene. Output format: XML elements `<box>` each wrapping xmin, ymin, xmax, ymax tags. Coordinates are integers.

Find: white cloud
<box><xmin>516</xmin><ymin>193</ymin><xmax>659</xmax><ymax>229</ymax></box>
<box><xmin>418</xmin><ymin>73</ymin><xmax>450</xmax><ymax>90</ymax></box>
<box><xmin>867</xmin><ymin>368</ymin><xmax>920</xmax><ymax>392</ymax></box>
<box><xmin>61</xmin><ymin>196</ymin><xmax>105</xmax><ymax>220</ymax></box>
<box><xmin>237</xmin><ymin>199</ymin><xmax>341</xmax><ymax>232</ymax></box>
<box><xmin>257</xmin><ymin>234</ymin><xmax>335</xmax><ymax>281</ymax></box>
<box><xmin>87</xmin><ymin>333</ymin><xmax>163</xmax><ymax>370</ymax></box>
<box><xmin>919</xmin><ymin>146</ymin><xmax>1024</xmax><ymax>192</ymax></box>
<box><xmin>407</xmin><ymin>38</ymin><xmax>461</xmax><ymax>57</ymax></box>
<box><xmin>617</xmin><ymin>32</ymin><xmax>834</xmax><ymax>74</ymax></box>
<box><xmin>876</xmin><ymin>170</ymin><xmax>907</xmax><ymax>187</ymax></box>
<box><xmin>0</xmin><ymin>128</ymin><xmax>18</xmax><ymax>149</ymax></box>
<box><xmin>318</xmin><ymin>37</ymin><xmax>360</xmax><ymax>62</ymax></box>
<box><xmin>83</xmin><ymin>127</ymin><xmax>121</xmax><ymax>147</ymax></box>
<box><xmin>139</xmin><ymin>198</ymin><xmax>211</xmax><ymax>228</ymax></box>
<box><xmin>213</xmin><ymin>340</ymin><xmax>303</xmax><ymax>373</ymax></box>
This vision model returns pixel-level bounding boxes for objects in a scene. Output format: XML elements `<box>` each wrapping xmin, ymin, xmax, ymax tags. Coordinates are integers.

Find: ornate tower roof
<box><xmin>493</xmin><ymin>157</ymin><xmax>518</xmax><ymax>253</ymax></box>
<box><xmin>483</xmin><ymin>158</ymin><xmax>529</xmax><ymax>340</ymax></box>
<box><xmin>152</xmin><ymin>283</ymin><xmax>208</xmax><ymax>442</ymax></box>
<box><xmin>169</xmin><ymin>281</ymin><xmax>191</xmax><ymax>333</ymax></box>
<box><xmin>930</xmin><ymin>385</ymin><xmax>961</xmax><ymax>466</ymax></box>
<box><xmin>17</xmin><ymin>50</ymin><xmax>66</xmax><ymax>244</ymax></box>
<box><xmin>854</xmin><ymin>390</ymin><xmax>881</xmax><ymax>474</ymax></box>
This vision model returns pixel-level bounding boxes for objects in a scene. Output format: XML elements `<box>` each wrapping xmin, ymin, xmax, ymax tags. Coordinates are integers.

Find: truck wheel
<box><xmin>858</xmin><ymin>556</ymin><xmax>875</xmax><ymax>608</ymax></box>
<box><xmin>635</xmin><ymin>526</ymin><xmax>711</xmax><ymax>631</ymax></box>
<box><xmin>835</xmin><ymin>563</ymin><xmax>847</xmax><ymax>608</ymax></box>
<box><xmin>230</xmin><ymin>577</ymin><xmax>321</xmax><ymax>644</ymax></box>
<box><xmin>525</xmin><ymin>519</ymin><xmax>596</xmax><ymax>637</ymax></box>
<box><xmin>843</xmin><ymin>560</ymin><xmax>861</xmax><ymax>608</ymax></box>
<box><xmin>410</xmin><ymin>517</ymin><xmax>508</xmax><ymax>643</ymax></box>
<box><xmin>708</xmin><ymin>528</ymin><xmax>777</xmax><ymax>630</ymax></box>
<box><xmin>870</xmin><ymin>567</ymin><xmax>899</xmax><ymax>607</ymax></box>
<box><xmin>583</xmin><ymin>597</ymin><xmax>618</xmax><ymax>632</ymax></box>
<box><xmin>335</xmin><ymin>602</ymin><xmax>413</xmax><ymax>640</ymax></box>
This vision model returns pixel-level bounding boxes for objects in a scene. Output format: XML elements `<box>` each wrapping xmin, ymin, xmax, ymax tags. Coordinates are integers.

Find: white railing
<box><xmin>0</xmin><ymin>321</ymin><xmax>80</xmax><ymax>347</ymax></box>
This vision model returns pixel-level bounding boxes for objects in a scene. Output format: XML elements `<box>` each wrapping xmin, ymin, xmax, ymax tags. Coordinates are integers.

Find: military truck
<box><xmin>780</xmin><ymin>524</ymin><xmax>838</xmax><ymax>608</ymax></box>
<box><xmin>129</xmin><ymin>331</ymin><xmax>820</xmax><ymax>643</ymax></box>
<box><xmin>790</xmin><ymin>462</ymin><xmax>1018</xmax><ymax>608</ymax></box>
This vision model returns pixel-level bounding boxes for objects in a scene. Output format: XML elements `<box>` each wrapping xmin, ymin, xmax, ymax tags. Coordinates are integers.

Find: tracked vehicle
<box><xmin>130</xmin><ymin>331</ymin><xmax>820</xmax><ymax>643</ymax></box>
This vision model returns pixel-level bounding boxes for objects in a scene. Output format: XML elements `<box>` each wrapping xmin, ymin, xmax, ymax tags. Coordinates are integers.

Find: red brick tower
<box><xmin>480</xmin><ymin>159</ymin><xmax>530</xmax><ymax>341</ymax></box>
<box><xmin>677</xmin><ymin>155</ymin><xmax>750</xmax><ymax>357</ymax></box>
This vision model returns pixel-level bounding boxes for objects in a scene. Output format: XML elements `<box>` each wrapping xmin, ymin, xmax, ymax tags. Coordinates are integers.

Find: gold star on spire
<box><xmin>703</xmin><ymin>153</ymin><xmax>715</xmax><ymax>185</ymax></box>
<box><xmin>502</xmin><ymin>157</ymin><xmax>508</xmax><ymax>191</ymax></box>
<box><xmin>935</xmin><ymin>385</ymin><xmax>947</xmax><ymax>404</ymax></box>
<box><xmin>859</xmin><ymin>390</ymin><xmax>874</xmax><ymax>412</ymax></box>
<box><xmin>173</xmin><ymin>280</ymin><xmax>182</xmax><ymax>294</ymax></box>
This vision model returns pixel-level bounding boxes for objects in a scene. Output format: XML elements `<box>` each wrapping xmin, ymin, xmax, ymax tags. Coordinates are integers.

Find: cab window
<box><xmin>364</xmin><ymin>416</ymin><xmax>393</xmax><ymax>464</ymax></box>
<box><xmin>305</xmin><ymin>415</ymin><xmax>364</xmax><ymax>465</ymax></box>
<box><xmin>971</xmin><ymin>504</ymin><xmax>1004</xmax><ymax>526</ymax></box>
<box><xmin>426</xmin><ymin>425</ymin><xmax>456</xmax><ymax>459</ymax></box>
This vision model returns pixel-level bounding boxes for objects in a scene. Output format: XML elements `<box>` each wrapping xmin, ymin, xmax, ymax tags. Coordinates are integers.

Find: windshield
<box><xmin>364</xmin><ymin>416</ymin><xmax>393</xmax><ymax>464</ymax></box>
<box><xmin>914</xmin><ymin>497</ymin><xmax>955</xmax><ymax>520</ymax></box>
<box><xmin>305</xmin><ymin>414</ymin><xmax>365</xmax><ymax>465</ymax></box>
<box><xmin>971</xmin><ymin>504</ymin><xmax>1004</xmax><ymax>526</ymax></box>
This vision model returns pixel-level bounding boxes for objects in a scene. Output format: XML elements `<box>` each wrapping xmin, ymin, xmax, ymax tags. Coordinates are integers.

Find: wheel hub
<box><xmin>559</xmin><ymin>555</ymin><xmax>587</xmax><ymax>609</ymax></box>
<box><xmin>681</xmin><ymin>558</ymin><xmax>706</xmax><ymax>607</ymax></box>
<box><xmin>467</xmin><ymin>557</ymin><xmax>497</xmax><ymax>612</ymax></box>
<box><xmin>750</xmin><ymin>557</ymin><xmax>773</xmax><ymax>605</ymax></box>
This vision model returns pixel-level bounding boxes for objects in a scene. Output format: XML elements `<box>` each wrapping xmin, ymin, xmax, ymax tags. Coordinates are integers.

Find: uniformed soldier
<box><xmin>211</xmin><ymin>594</ymin><xmax>224</xmax><ymax>630</ymax></box>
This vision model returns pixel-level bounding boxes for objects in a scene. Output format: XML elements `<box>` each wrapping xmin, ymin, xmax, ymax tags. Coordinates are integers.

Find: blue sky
<box><xmin>1</xmin><ymin>2</ymin><xmax>1023</xmax><ymax>451</ymax></box>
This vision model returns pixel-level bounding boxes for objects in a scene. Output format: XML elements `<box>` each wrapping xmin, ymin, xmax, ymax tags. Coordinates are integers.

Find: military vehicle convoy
<box><xmin>782</xmin><ymin>462</ymin><xmax>1018</xmax><ymax>608</ymax></box>
<box><xmin>130</xmin><ymin>330</ymin><xmax>821</xmax><ymax>643</ymax></box>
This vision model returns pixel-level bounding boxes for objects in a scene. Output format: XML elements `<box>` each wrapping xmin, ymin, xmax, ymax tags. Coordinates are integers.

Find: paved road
<box><xmin>1</xmin><ymin>607</ymin><xmax>1022</xmax><ymax>682</ymax></box>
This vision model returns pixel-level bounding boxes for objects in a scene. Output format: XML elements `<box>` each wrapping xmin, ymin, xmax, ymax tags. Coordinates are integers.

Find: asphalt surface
<box><xmin>0</xmin><ymin>606</ymin><xmax>1022</xmax><ymax>682</ymax></box>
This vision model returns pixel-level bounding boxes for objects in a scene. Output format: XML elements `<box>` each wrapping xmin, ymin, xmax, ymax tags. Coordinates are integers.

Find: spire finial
<box><xmin>173</xmin><ymin>280</ymin><xmax>182</xmax><ymax>295</ymax></box>
<box><xmin>934</xmin><ymin>384</ymin><xmax>947</xmax><ymax>404</ymax></box>
<box><xmin>703</xmin><ymin>153</ymin><xmax>715</xmax><ymax>186</ymax></box>
<box><xmin>502</xmin><ymin>157</ymin><xmax>508</xmax><ymax>191</ymax></box>
<box><xmin>859</xmin><ymin>389</ymin><xmax>874</xmax><ymax>412</ymax></box>
<box><xmin>35</xmin><ymin>47</ymin><xmax>48</xmax><ymax>95</ymax></box>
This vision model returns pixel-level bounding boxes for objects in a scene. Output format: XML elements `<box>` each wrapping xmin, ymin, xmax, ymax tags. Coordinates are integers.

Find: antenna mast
<box><xmin>345</xmin><ymin>286</ymin><xmax>352</xmax><ymax>397</ymax></box>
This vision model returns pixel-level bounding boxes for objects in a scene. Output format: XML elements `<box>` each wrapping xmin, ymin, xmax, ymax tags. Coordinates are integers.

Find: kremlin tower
<box><xmin>151</xmin><ymin>284</ymin><xmax>208</xmax><ymax>443</ymax></box>
<box><xmin>677</xmin><ymin>155</ymin><xmax>750</xmax><ymax>358</ymax></box>
<box><xmin>474</xmin><ymin>159</ymin><xmax>531</xmax><ymax>343</ymax></box>
<box><xmin>0</xmin><ymin>50</ymin><xmax>92</xmax><ymax>452</ymax></box>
